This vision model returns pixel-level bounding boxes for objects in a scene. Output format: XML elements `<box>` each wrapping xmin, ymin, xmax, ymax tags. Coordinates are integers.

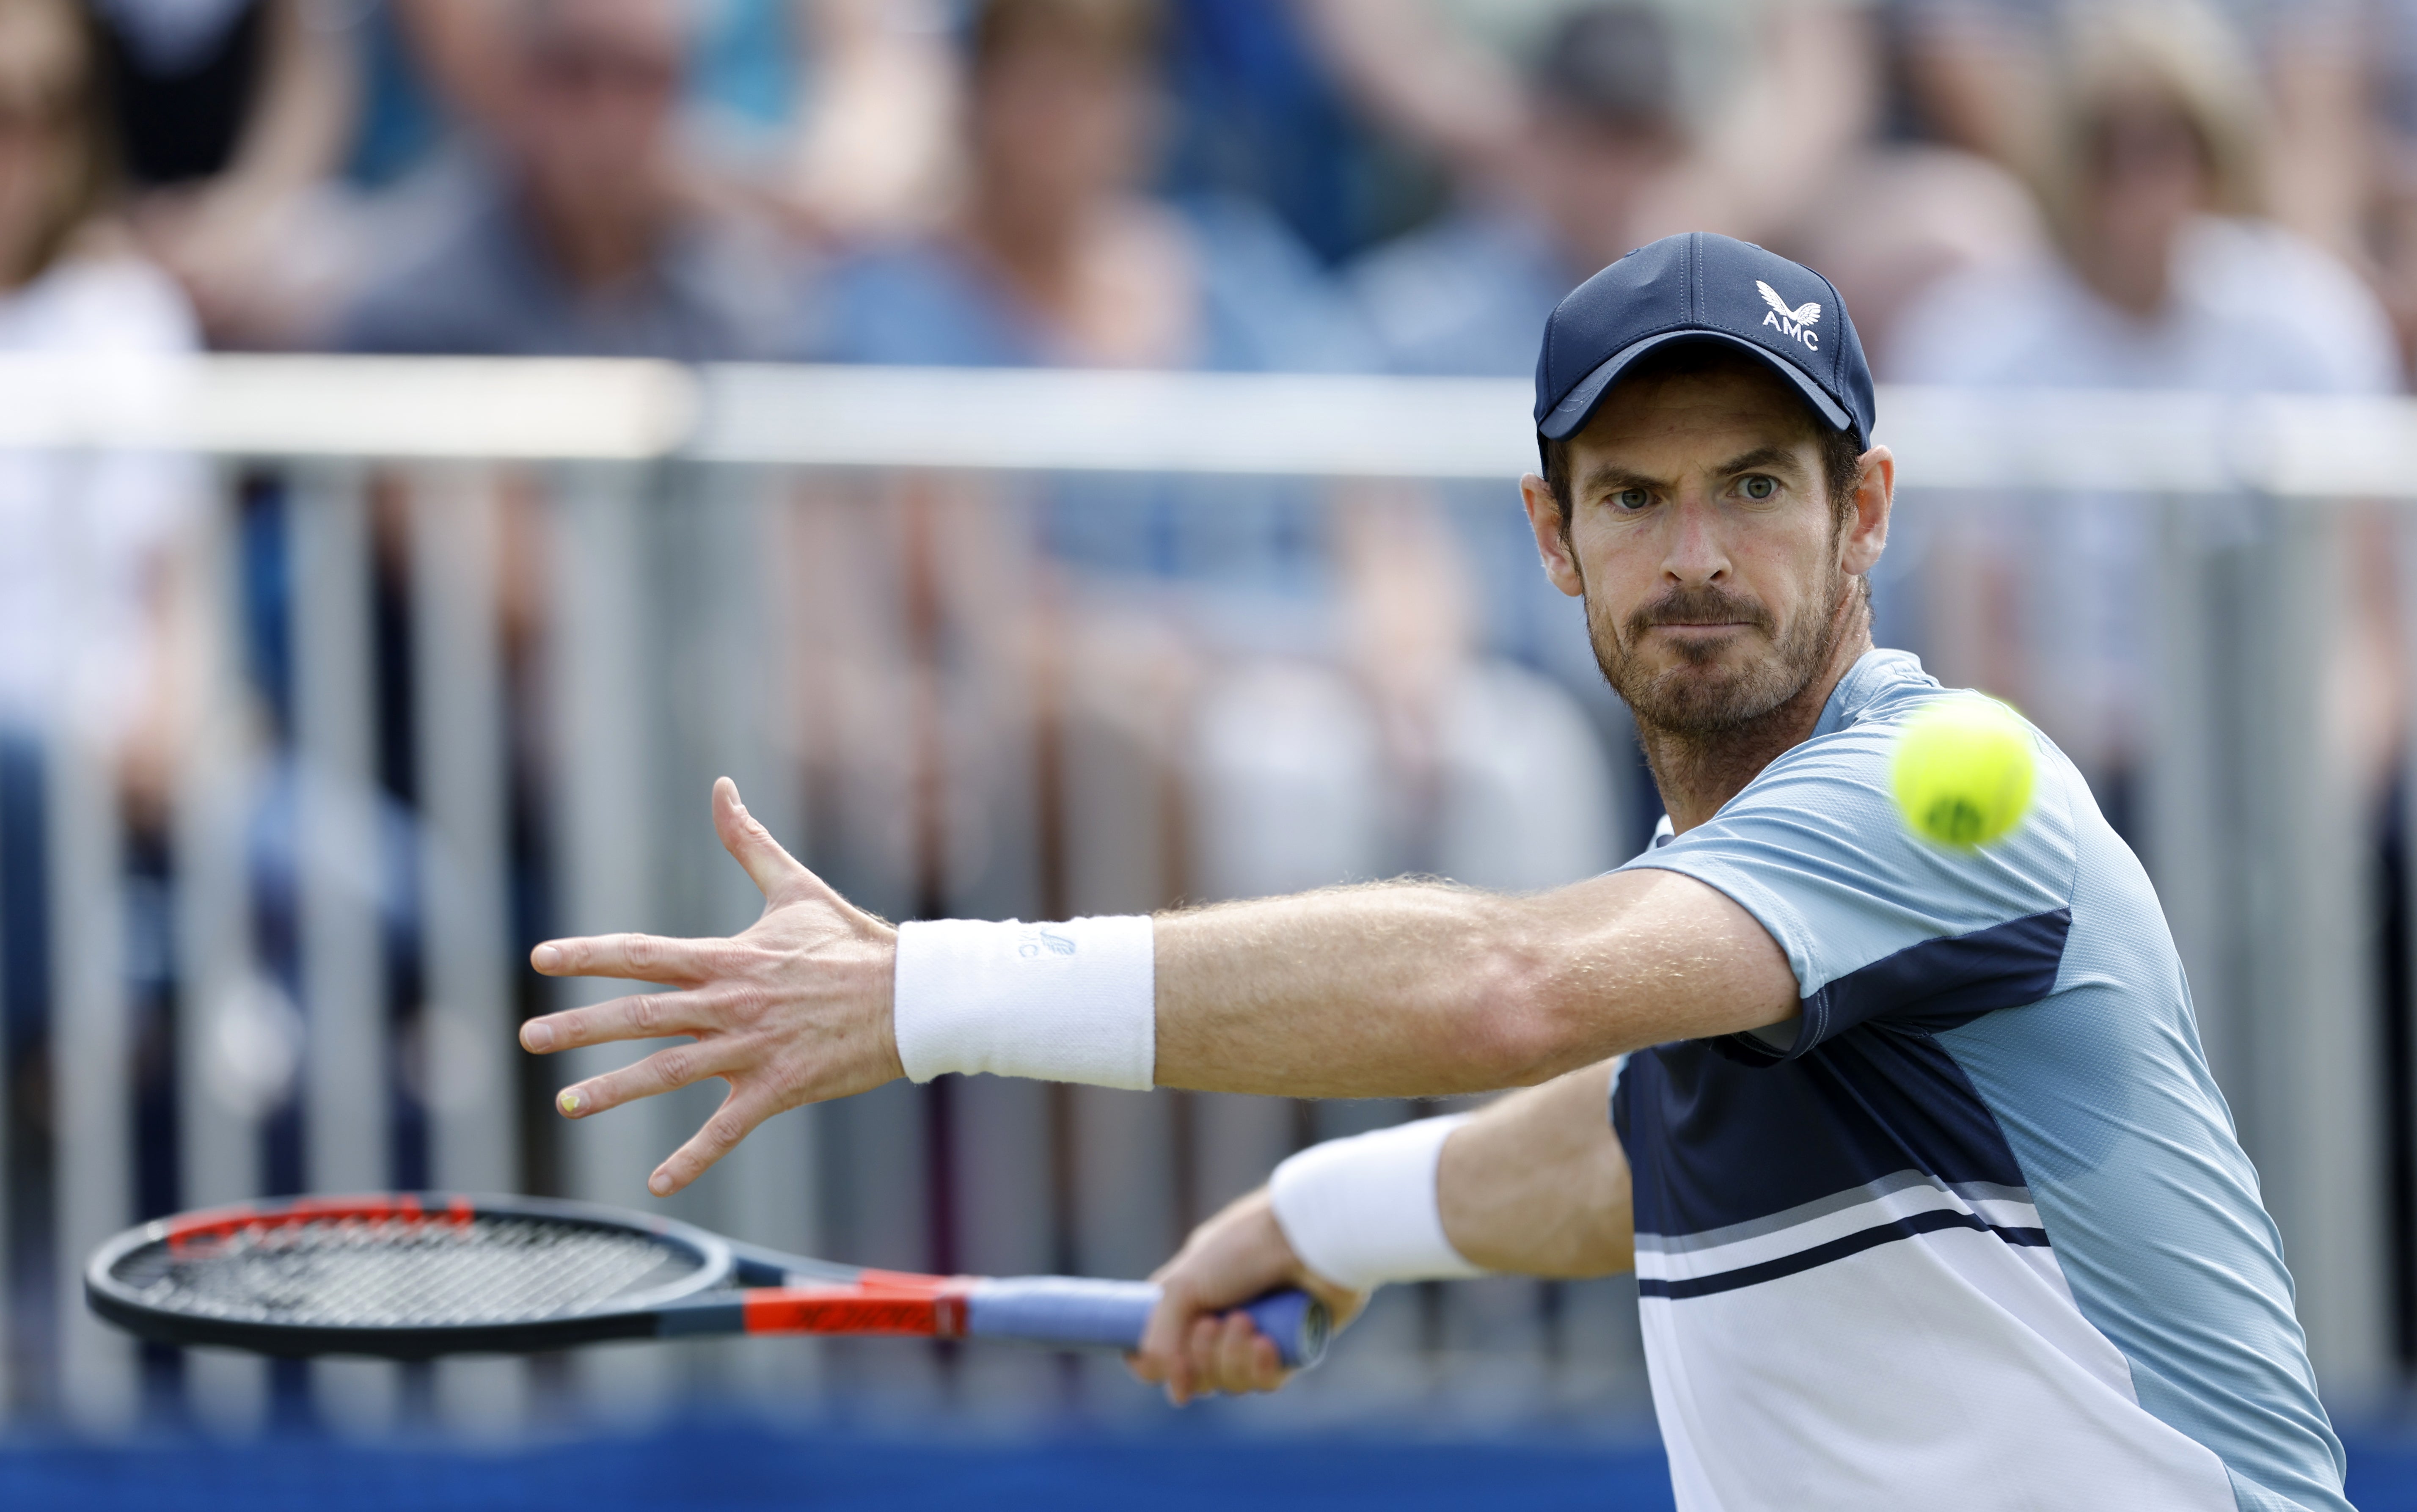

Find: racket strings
<box><xmin>110</xmin><ymin>1216</ymin><xmax>705</xmax><ymax>1328</ymax></box>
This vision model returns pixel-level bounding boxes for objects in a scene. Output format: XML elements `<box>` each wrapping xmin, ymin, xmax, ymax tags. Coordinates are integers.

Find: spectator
<box><xmin>1346</xmin><ymin>5</ymin><xmax>1688</xmax><ymax>379</ymax></box>
<box><xmin>0</xmin><ymin>0</ymin><xmax>198</xmax><ymax>788</ymax></box>
<box><xmin>377</xmin><ymin>0</ymin><xmax>959</xmax><ymax>244</ymax></box>
<box><xmin>336</xmin><ymin>0</ymin><xmax>794</xmax><ymax>360</ymax></box>
<box><xmin>1312</xmin><ymin>0</ymin><xmax>1874</xmax><ymax>260</ymax></box>
<box><xmin>1883</xmin><ymin>1</ymin><xmax>2370</xmax><ymax>267</ymax></box>
<box><xmin>92</xmin><ymin>0</ymin><xmax>363</xmax><ymax>345</ymax></box>
<box><xmin>2352</xmin><ymin>1</ymin><xmax>2417</xmax><ymax>374</ymax></box>
<box><xmin>814</xmin><ymin>0</ymin><xmax>1368</xmax><ymax>372</ymax></box>
<box><xmin>0</xmin><ymin>0</ymin><xmax>201</xmax><ymax>1251</ymax></box>
<box><xmin>1892</xmin><ymin>0</ymin><xmax>2395</xmax><ymax>422</ymax></box>
<box><xmin>1889</xmin><ymin>0</ymin><xmax>2398</xmax><ymax>824</ymax></box>
<box><xmin>809</xmin><ymin>0</ymin><xmax>1380</xmax><ymax>625</ymax></box>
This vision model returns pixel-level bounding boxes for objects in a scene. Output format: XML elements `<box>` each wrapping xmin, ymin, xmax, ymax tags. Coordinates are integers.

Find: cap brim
<box><xmin>1538</xmin><ymin>330</ymin><xmax>1853</xmax><ymax>443</ymax></box>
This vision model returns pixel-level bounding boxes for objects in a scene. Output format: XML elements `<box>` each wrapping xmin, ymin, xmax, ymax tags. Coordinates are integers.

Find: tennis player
<box><xmin>520</xmin><ymin>232</ymin><xmax>2352</xmax><ymax>1511</ymax></box>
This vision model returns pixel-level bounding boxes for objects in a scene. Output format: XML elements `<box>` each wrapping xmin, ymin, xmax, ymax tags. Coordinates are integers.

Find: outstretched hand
<box><xmin>520</xmin><ymin>777</ymin><xmax>902</xmax><ymax>1197</ymax></box>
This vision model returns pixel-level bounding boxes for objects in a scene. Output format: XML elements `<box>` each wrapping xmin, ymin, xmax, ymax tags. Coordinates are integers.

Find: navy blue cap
<box><xmin>1533</xmin><ymin>233</ymin><xmax>1875</xmax><ymax>458</ymax></box>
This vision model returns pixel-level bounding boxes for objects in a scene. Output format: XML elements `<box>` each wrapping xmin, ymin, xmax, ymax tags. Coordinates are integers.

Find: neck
<box><xmin>525</xmin><ymin>179</ymin><xmax>664</xmax><ymax>295</ymax></box>
<box><xmin>1641</xmin><ymin>597</ymin><xmax>1873</xmax><ymax>833</ymax></box>
<box><xmin>2075</xmin><ymin>226</ymin><xmax>2179</xmax><ymax>319</ymax></box>
<box><xmin>964</xmin><ymin>177</ymin><xmax>1087</xmax><ymax>303</ymax></box>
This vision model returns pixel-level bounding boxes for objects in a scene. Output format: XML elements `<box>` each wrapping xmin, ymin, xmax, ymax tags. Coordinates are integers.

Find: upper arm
<box><xmin>1510</xmin><ymin>867</ymin><xmax>1801</xmax><ymax>1075</ymax></box>
<box><xmin>1436</xmin><ymin>1060</ymin><xmax>1633</xmax><ymax>1278</ymax></box>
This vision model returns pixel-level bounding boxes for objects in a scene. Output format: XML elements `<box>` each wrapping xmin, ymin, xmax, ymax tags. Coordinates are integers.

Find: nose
<box><xmin>1660</xmin><ymin>491</ymin><xmax>1730</xmax><ymax>587</ymax></box>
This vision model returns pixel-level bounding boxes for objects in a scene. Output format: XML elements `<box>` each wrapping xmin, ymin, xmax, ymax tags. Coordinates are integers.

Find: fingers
<box><xmin>1241</xmin><ymin>1320</ymin><xmax>1284</xmax><ymax>1392</ymax></box>
<box><xmin>645</xmin><ymin>1088</ymin><xmax>773</xmax><ymax>1196</ymax></box>
<box><xmin>530</xmin><ymin>931</ymin><xmax>725</xmax><ymax>986</ymax></box>
<box><xmin>712</xmin><ymin>778</ymin><xmax>815</xmax><ymax>906</ymax></box>
<box><xmin>552</xmin><ymin>1038</ymin><xmax>749</xmax><ymax>1121</ymax></box>
<box><xmin>1134</xmin><ymin>1279</ymin><xmax>1202</xmax><ymax>1404</ymax></box>
<box><xmin>1178</xmin><ymin>1311</ymin><xmax>1285</xmax><ymax>1400</ymax></box>
<box><xmin>1130</xmin><ymin>1283</ymin><xmax>1292</xmax><ymax>1407</ymax></box>
<box><xmin>520</xmin><ymin>990</ymin><xmax>720</xmax><ymax>1055</ymax></box>
<box><xmin>1210</xmin><ymin>1311</ymin><xmax>1283</xmax><ymax>1394</ymax></box>
<box><xmin>1130</xmin><ymin>1188</ymin><xmax>1314</xmax><ymax>1405</ymax></box>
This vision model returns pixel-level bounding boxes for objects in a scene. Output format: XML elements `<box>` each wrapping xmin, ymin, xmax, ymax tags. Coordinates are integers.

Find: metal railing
<box><xmin>1</xmin><ymin>358</ymin><xmax>2410</xmax><ymax>1438</ymax></box>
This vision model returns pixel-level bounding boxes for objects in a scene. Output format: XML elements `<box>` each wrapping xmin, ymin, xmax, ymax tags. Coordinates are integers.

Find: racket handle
<box><xmin>966</xmin><ymin>1278</ymin><xmax>1329</xmax><ymax>1370</ymax></box>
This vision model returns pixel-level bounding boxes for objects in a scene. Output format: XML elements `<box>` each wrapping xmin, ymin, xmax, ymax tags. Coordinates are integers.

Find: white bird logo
<box><xmin>1756</xmin><ymin>280</ymin><xmax>1821</xmax><ymax>327</ymax></box>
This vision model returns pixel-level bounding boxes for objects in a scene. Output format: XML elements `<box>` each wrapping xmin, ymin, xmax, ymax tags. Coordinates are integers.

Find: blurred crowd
<box><xmin>3</xmin><ymin>0</ymin><xmax>2413</xmax><ymax>374</ymax></box>
<box><xmin>3</xmin><ymin>0</ymin><xmax>2416</xmax><ymax>766</ymax></box>
<box><xmin>5</xmin><ymin>0</ymin><xmax>2416</xmax><ymax>765</ymax></box>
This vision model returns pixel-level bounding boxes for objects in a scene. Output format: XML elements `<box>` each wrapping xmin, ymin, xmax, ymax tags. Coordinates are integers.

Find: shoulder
<box><xmin>1176</xmin><ymin>192</ymin><xmax>1323</xmax><ymax>277</ymax></box>
<box><xmin>1627</xmin><ymin>655</ymin><xmax>2084</xmax><ymax>997</ymax></box>
<box><xmin>335</xmin><ymin>190</ymin><xmax>516</xmax><ymax>355</ymax></box>
<box><xmin>2175</xmin><ymin>218</ymin><xmax>2400</xmax><ymax>393</ymax></box>
<box><xmin>661</xmin><ymin>212</ymin><xmax>803</xmax><ymax>361</ymax></box>
<box><xmin>1346</xmin><ymin>212</ymin><xmax>1561</xmax><ymax>377</ymax></box>
<box><xmin>820</xmin><ymin>239</ymin><xmax>961</xmax><ymax>300</ymax></box>
<box><xmin>1882</xmin><ymin>256</ymin><xmax>2076</xmax><ymax>385</ymax></box>
<box><xmin>813</xmin><ymin>240</ymin><xmax>1026</xmax><ymax>366</ymax></box>
<box><xmin>1176</xmin><ymin>193</ymin><xmax>1380</xmax><ymax>373</ymax></box>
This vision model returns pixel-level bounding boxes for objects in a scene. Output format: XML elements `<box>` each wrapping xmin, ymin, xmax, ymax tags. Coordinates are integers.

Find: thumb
<box><xmin>712</xmin><ymin>777</ymin><xmax>812</xmax><ymax>903</ymax></box>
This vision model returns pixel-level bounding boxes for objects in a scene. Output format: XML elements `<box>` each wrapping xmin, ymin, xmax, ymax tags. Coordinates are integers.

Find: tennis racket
<box><xmin>85</xmin><ymin>1193</ymin><xmax>1328</xmax><ymax>1368</ymax></box>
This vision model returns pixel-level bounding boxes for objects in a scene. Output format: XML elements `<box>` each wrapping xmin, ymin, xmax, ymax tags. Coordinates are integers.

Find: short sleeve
<box><xmin>1622</xmin><ymin>713</ymin><xmax>2078</xmax><ymax>1059</ymax></box>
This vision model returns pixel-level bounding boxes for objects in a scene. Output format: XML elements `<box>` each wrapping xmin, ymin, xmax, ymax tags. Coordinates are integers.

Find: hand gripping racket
<box><xmin>85</xmin><ymin>1193</ymin><xmax>1328</xmax><ymax>1368</ymax></box>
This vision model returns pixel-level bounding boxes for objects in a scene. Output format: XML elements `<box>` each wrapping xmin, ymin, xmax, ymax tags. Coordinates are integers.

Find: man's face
<box><xmin>1520</xmin><ymin>358</ymin><xmax>1888</xmax><ymax>737</ymax></box>
<box><xmin>510</xmin><ymin>0</ymin><xmax>683</xmax><ymax>201</ymax></box>
<box><xmin>1530</xmin><ymin>107</ymin><xmax>1682</xmax><ymax>273</ymax></box>
<box><xmin>2086</xmin><ymin>89</ymin><xmax>2209</xmax><ymax>276</ymax></box>
<box><xmin>971</xmin><ymin>37</ymin><xmax>1153</xmax><ymax>211</ymax></box>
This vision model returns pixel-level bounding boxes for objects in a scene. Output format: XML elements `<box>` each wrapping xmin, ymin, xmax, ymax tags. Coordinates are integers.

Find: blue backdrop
<box><xmin>8</xmin><ymin>1425</ymin><xmax>2417</xmax><ymax>1510</ymax></box>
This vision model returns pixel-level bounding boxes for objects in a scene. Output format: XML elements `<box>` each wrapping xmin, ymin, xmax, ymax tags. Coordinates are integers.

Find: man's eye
<box><xmin>1741</xmin><ymin>475</ymin><xmax>1778</xmax><ymax>501</ymax></box>
<box><xmin>1611</xmin><ymin>488</ymin><xmax>1652</xmax><ymax>511</ymax></box>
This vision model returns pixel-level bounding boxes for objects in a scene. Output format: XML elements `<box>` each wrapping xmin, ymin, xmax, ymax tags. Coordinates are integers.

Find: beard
<box><xmin>1586</xmin><ymin>567</ymin><xmax>1849</xmax><ymax>741</ymax></box>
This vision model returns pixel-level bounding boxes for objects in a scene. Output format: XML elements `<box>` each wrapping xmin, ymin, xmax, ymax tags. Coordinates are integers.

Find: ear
<box><xmin>1520</xmin><ymin>473</ymin><xmax>1586</xmax><ymax>599</ymax></box>
<box><xmin>1839</xmin><ymin>445</ymin><xmax>1894</xmax><ymax>579</ymax></box>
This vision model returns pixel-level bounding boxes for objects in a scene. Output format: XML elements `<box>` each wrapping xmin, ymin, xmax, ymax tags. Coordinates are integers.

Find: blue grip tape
<box><xmin>964</xmin><ymin>1278</ymin><xmax>1328</xmax><ymax>1369</ymax></box>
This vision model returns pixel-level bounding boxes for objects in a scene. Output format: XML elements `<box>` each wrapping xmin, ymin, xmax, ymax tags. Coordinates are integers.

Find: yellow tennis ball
<box><xmin>1891</xmin><ymin>697</ymin><xmax>2037</xmax><ymax>849</ymax></box>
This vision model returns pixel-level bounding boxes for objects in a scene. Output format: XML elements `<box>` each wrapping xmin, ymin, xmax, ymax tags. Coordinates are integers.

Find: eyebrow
<box><xmin>1712</xmin><ymin>445</ymin><xmax>1807</xmax><ymax>477</ymax></box>
<box><xmin>1575</xmin><ymin>462</ymin><xmax>1665</xmax><ymax>496</ymax></box>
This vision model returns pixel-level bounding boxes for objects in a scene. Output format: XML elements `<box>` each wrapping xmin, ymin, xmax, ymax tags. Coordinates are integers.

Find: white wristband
<box><xmin>892</xmin><ymin>916</ymin><xmax>1155</xmax><ymax>1090</ymax></box>
<box><xmin>1268</xmin><ymin>1113</ymin><xmax>1485</xmax><ymax>1290</ymax></box>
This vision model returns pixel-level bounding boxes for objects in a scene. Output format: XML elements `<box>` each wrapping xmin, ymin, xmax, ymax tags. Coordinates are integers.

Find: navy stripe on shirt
<box><xmin>1637</xmin><ymin>1208</ymin><xmax>2054</xmax><ymax>1300</ymax></box>
<box><xmin>1619</xmin><ymin>1028</ymin><xmax>2033</xmax><ymax>1238</ymax></box>
<box><xmin>1776</xmin><ymin>908</ymin><xmax>2074</xmax><ymax>1058</ymax></box>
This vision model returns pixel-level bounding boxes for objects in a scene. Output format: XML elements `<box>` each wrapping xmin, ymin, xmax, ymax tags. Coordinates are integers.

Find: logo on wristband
<box><xmin>1017</xmin><ymin>927</ymin><xmax>1077</xmax><ymax>959</ymax></box>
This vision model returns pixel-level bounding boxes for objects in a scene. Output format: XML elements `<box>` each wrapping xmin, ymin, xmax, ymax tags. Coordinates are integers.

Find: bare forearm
<box><xmin>1438</xmin><ymin>1063</ymin><xmax>1631</xmax><ymax>1277</ymax></box>
<box><xmin>1153</xmin><ymin>881</ymin><xmax>1553</xmax><ymax>1098</ymax></box>
<box><xmin>1151</xmin><ymin>869</ymin><xmax>1795</xmax><ymax>1099</ymax></box>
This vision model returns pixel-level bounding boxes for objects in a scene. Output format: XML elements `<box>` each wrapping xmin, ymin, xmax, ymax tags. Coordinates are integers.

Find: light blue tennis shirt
<box><xmin>1614</xmin><ymin>649</ymin><xmax>2350</xmax><ymax>1512</ymax></box>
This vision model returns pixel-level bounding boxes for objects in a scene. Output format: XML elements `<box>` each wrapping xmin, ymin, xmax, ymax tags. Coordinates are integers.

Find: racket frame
<box><xmin>86</xmin><ymin>1192</ymin><xmax>1326</xmax><ymax>1367</ymax></box>
<box><xmin>87</xmin><ymin>1193</ymin><xmax>754</xmax><ymax>1359</ymax></box>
